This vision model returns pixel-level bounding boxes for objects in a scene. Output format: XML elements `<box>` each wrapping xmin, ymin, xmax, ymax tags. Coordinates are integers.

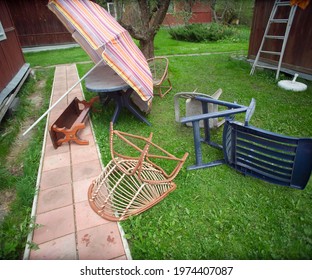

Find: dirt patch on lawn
<box><xmin>0</xmin><ymin>75</ymin><xmax>46</xmax><ymax>222</ymax></box>
<box><xmin>0</xmin><ymin>190</ymin><xmax>16</xmax><ymax>223</ymax></box>
<box><xmin>6</xmin><ymin>79</ymin><xmax>45</xmax><ymax>173</ymax></box>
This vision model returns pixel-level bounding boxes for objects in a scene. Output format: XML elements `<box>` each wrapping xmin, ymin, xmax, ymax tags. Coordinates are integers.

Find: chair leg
<box><xmin>156</xmin><ymin>78</ymin><xmax>172</xmax><ymax>98</ymax></box>
<box><xmin>187</xmin><ymin>120</ymin><xmax>225</xmax><ymax>170</ymax></box>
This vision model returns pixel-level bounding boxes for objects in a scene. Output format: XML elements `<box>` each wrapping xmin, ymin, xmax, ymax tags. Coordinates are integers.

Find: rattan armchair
<box><xmin>147</xmin><ymin>56</ymin><xmax>172</xmax><ymax>98</ymax></box>
<box><xmin>88</xmin><ymin>123</ymin><xmax>188</xmax><ymax>221</ymax></box>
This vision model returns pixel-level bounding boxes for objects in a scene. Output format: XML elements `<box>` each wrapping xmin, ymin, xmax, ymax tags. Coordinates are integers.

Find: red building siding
<box><xmin>7</xmin><ymin>0</ymin><xmax>212</xmax><ymax>47</ymax></box>
<box><xmin>163</xmin><ymin>1</ymin><xmax>212</xmax><ymax>26</ymax></box>
<box><xmin>0</xmin><ymin>0</ymin><xmax>25</xmax><ymax>92</ymax></box>
<box><xmin>248</xmin><ymin>0</ymin><xmax>312</xmax><ymax>76</ymax></box>
<box><xmin>7</xmin><ymin>0</ymin><xmax>74</xmax><ymax>47</ymax></box>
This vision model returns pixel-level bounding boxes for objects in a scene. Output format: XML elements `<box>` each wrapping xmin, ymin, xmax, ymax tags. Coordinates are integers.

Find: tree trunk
<box><xmin>210</xmin><ymin>0</ymin><xmax>218</xmax><ymax>22</ymax></box>
<box><xmin>140</xmin><ymin>37</ymin><xmax>155</xmax><ymax>59</ymax></box>
<box><xmin>117</xmin><ymin>0</ymin><xmax>170</xmax><ymax>59</ymax></box>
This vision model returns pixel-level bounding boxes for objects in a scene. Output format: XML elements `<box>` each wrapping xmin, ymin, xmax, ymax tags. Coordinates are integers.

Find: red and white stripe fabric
<box><xmin>48</xmin><ymin>0</ymin><xmax>153</xmax><ymax>102</ymax></box>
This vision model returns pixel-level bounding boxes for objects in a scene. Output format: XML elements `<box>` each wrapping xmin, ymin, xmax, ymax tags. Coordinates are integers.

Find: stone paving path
<box><xmin>24</xmin><ymin>64</ymin><xmax>130</xmax><ymax>260</ymax></box>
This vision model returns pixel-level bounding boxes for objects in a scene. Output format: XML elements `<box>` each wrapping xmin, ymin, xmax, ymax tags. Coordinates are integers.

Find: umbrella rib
<box><xmin>22</xmin><ymin>59</ymin><xmax>104</xmax><ymax>136</ymax></box>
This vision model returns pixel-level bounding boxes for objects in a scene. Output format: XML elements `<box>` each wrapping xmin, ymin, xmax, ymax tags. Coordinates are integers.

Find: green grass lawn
<box><xmin>1</xmin><ymin>25</ymin><xmax>312</xmax><ymax>259</ymax></box>
<box><xmin>154</xmin><ymin>27</ymin><xmax>250</xmax><ymax>56</ymax></box>
<box><xmin>24</xmin><ymin>26</ymin><xmax>250</xmax><ymax>68</ymax></box>
<box><xmin>0</xmin><ymin>69</ymin><xmax>53</xmax><ymax>259</ymax></box>
<box><xmin>79</xmin><ymin>54</ymin><xmax>312</xmax><ymax>260</ymax></box>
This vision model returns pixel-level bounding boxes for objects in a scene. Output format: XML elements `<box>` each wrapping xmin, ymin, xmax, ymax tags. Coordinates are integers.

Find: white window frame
<box><xmin>107</xmin><ymin>3</ymin><xmax>116</xmax><ymax>18</ymax></box>
<box><xmin>0</xmin><ymin>21</ymin><xmax>7</xmax><ymax>41</ymax></box>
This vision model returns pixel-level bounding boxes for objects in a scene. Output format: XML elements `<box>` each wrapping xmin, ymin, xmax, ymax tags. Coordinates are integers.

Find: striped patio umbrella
<box><xmin>48</xmin><ymin>0</ymin><xmax>153</xmax><ymax>104</ymax></box>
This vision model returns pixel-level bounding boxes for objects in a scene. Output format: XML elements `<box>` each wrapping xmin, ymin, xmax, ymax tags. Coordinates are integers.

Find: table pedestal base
<box><xmin>99</xmin><ymin>88</ymin><xmax>151</xmax><ymax>126</ymax></box>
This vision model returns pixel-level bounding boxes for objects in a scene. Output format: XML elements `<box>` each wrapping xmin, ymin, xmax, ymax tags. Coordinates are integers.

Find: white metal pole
<box><xmin>22</xmin><ymin>60</ymin><xmax>103</xmax><ymax>136</ymax></box>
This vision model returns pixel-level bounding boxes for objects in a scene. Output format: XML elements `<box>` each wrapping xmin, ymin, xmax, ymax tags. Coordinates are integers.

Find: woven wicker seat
<box><xmin>147</xmin><ymin>56</ymin><xmax>172</xmax><ymax>98</ymax></box>
<box><xmin>88</xmin><ymin>123</ymin><xmax>188</xmax><ymax>221</ymax></box>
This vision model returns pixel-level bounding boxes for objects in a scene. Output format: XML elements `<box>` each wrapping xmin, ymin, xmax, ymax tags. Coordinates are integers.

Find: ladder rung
<box><xmin>265</xmin><ymin>35</ymin><xmax>285</xmax><ymax>39</ymax></box>
<box><xmin>270</xmin><ymin>19</ymin><xmax>289</xmax><ymax>23</ymax></box>
<box><xmin>260</xmin><ymin>51</ymin><xmax>281</xmax><ymax>55</ymax></box>
<box><xmin>255</xmin><ymin>64</ymin><xmax>278</xmax><ymax>70</ymax></box>
<box><xmin>276</xmin><ymin>2</ymin><xmax>291</xmax><ymax>7</ymax></box>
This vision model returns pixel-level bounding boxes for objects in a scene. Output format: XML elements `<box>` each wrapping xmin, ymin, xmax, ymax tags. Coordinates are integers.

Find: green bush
<box><xmin>168</xmin><ymin>23</ymin><xmax>235</xmax><ymax>42</ymax></box>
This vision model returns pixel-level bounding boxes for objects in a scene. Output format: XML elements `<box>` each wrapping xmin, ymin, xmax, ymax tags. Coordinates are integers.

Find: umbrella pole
<box><xmin>23</xmin><ymin>60</ymin><xmax>104</xmax><ymax>136</ymax></box>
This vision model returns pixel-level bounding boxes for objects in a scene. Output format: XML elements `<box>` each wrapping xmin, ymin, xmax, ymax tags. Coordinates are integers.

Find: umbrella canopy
<box><xmin>48</xmin><ymin>0</ymin><xmax>153</xmax><ymax>104</ymax></box>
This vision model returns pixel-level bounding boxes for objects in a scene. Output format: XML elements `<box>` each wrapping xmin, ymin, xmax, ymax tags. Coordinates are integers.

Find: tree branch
<box><xmin>149</xmin><ymin>0</ymin><xmax>171</xmax><ymax>34</ymax></box>
<box><xmin>119</xmin><ymin>22</ymin><xmax>146</xmax><ymax>40</ymax></box>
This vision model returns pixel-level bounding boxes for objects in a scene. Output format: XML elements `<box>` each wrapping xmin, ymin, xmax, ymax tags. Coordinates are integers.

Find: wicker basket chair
<box><xmin>88</xmin><ymin>123</ymin><xmax>188</xmax><ymax>221</ymax></box>
<box><xmin>147</xmin><ymin>56</ymin><xmax>172</xmax><ymax>98</ymax></box>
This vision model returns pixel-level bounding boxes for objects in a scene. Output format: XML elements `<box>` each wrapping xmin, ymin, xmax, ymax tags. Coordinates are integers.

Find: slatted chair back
<box><xmin>223</xmin><ymin>120</ymin><xmax>312</xmax><ymax>189</ymax></box>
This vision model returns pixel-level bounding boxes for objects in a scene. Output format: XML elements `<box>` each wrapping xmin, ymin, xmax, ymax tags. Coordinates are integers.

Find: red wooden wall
<box><xmin>162</xmin><ymin>1</ymin><xmax>212</xmax><ymax>26</ymax></box>
<box><xmin>0</xmin><ymin>0</ymin><xmax>25</xmax><ymax>92</ymax></box>
<box><xmin>7</xmin><ymin>0</ymin><xmax>213</xmax><ymax>47</ymax></box>
<box><xmin>248</xmin><ymin>0</ymin><xmax>312</xmax><ymax>75</ymax></box>
<box><xmin>7</xmin><ymin>0</ymin><xmax>74</xmax><ymax>47</ymax></box>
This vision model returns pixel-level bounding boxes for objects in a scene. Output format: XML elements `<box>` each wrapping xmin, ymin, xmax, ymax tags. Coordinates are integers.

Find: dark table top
<box><xmin>85</xmin><ymin>64</ymin><xmax>130</xmax><ymax>93</ymax></box>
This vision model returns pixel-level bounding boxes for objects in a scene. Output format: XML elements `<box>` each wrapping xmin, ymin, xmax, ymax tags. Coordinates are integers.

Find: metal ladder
<box><xmin>250</xmin><ymin>0</ymin><xmax>297</xmax><ymax>80</ymax></box>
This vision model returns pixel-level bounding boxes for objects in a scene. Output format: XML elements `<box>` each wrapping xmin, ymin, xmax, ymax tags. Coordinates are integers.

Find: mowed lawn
<box><xmin>79</xmin><ymin>52</ymin><xmax>312</xmax><ymax>259</ymax></box>
<box><xmin>1</xmin><ymin>25</ymin><xmax>311</xmax><ymax>260</ymax></box>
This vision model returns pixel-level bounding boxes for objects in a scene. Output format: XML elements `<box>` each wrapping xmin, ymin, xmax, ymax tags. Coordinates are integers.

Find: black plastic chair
<box><xmin>181</xmin><ymin>96</ymin><xmax>312</xmax><ymax>189</ymax></box>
